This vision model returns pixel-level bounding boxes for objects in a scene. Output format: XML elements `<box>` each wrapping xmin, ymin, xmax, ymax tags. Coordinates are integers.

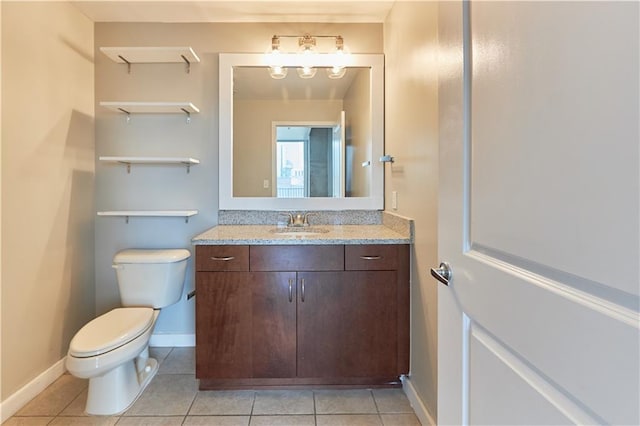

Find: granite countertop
<box><xmin>191</xmin><ymin>224</ymin><xmax>411</xmax><ymax>245</ymax></box>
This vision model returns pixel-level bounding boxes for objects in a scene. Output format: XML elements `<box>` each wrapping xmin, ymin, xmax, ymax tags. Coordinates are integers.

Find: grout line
<box><xmin>312</xmin><ymin>390</ymin><xmax>318</xmax><ymax>426</ymax></box>
<box><xmin>249</xmin><ymin>389</ymin><xmax>257</xmax><ymax>419</ymax></box>
<box><xmin>181</xmin><ymin>381</ymin><xmax>199</xmax><ymax>424</ymax></box>
<box><xmin>370</xmin><ymin>389</ymin><xmax>380</xmax><ymax>413</ymax></box>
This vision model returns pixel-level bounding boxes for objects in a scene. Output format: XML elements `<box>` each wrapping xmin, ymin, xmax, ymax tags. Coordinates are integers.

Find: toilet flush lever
<box><xmin>112</xmin><ymin>264</ymin><xmax>122</xmax><ymax>269</ymax></box>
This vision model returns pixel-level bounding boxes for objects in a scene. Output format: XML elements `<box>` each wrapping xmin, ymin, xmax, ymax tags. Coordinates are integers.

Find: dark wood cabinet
<box><xmin>296</xmin><ymin>270</ymin><xmax>398</xmax><ymax>378</ymax></box>
<box><xmin>195</xmin><ymin>244</ymin><xmax>409</xmax><ymax>389</ymax></box>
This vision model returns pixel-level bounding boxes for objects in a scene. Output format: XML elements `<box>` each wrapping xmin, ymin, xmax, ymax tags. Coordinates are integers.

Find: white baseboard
<box><xmin>149</xmin><ymin>333</ymin><xmax>195</xmax><ymax>347</ymax></box>
<box><xmin>1</xmin><ymin>357</ymin><xmax>66</xmax><ymax>423</ymax></box>
<box><xmin>402</xmin><ymin>375</ymin><xmax>437</xmax><ymax>426</ymax></box>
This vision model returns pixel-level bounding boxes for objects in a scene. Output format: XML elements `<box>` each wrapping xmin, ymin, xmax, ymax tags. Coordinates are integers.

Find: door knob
<box><xmin>430</xmin><ymin>262</ymin><xmax>452</xmax><ymax>286</ymax></box>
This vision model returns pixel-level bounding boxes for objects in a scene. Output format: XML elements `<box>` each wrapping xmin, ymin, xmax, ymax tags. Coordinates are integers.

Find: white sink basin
<box><xmin>270</xmin><ymin>227</ymin><xmax>330</xmax><ymax>236</ymax></box>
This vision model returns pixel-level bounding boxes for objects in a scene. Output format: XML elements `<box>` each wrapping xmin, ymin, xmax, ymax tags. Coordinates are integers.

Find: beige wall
<box><xmin>1</xmin><ymin>1</ymin><xmax>95</xmax><ymax>400</ymax></box>
<box><xmin>233</xmin><ymin>99</ymin><xmax>343</xmax><ymax>197</ymax></box>
<box><xmin>384</xmin><ymin>1</ymin><xmax>439</xmax><ymax>421</ymax></box>
<box><xmin>343</xmin><ymin>68</ymin><xmax>372</xmax><ymax>197</ymax></box>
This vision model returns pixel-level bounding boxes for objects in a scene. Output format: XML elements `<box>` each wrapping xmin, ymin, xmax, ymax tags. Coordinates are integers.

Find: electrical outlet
<box><xmin>392</xmin><ymin>191</ymin><xmax>398</xmax><ymax>210</ymax></box>
<box><xmin>263</xmin><ymin>179</ymin><xmax>270</xmax><ymax>189</ymax></box>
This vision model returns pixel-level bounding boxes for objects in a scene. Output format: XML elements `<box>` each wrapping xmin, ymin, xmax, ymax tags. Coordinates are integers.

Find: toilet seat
<box><xmin>69</xmin><ymin>307</ymin><xmax>155</xmax><ymax>358</ymax></box>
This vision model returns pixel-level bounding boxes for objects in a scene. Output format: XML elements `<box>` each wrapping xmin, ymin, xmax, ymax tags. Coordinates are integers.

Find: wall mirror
<box><xmin>219</xmin><ymin>53</ymin><xmax>384</xmax><ymax>210</ymax></box>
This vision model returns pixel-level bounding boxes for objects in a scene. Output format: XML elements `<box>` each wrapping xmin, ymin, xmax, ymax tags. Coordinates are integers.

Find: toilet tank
<box><xmin>113</xmin><ymin>249</ymin><xmax>191</xmax><ymax>308</ymax></box>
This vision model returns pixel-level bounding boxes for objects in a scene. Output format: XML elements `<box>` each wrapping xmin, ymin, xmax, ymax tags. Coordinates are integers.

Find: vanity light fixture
<box><xmin>267</xmin><ymin>34</ymin><xmax>350</xmax><ymax>80</ymax></box>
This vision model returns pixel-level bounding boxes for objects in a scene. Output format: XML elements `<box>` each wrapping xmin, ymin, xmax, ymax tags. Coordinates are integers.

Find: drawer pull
<box><xmin>210</xmin><ymin>256</ymin><xmax>235</xmax><ymax>261</ymax></box>
<box><xmin>360</xmin><ymin>255</ymin><xmax>382</xmax><ymax>260</ymax></box>
<box><xmin>288</xmin><ymin>278</ymin><xmax>294</xmax><ymax>303</ymax></box>
<box><xmin>301</xmin><ymin>278</ymin><xmax>306</xmax><ymax>302</ymax></box>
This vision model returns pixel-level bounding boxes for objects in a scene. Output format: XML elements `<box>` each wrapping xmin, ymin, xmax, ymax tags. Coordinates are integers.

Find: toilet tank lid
<box><xmin>114</xmin><ymin>249</ymin><xmax>191</xmax><ymax>264</ymax></box>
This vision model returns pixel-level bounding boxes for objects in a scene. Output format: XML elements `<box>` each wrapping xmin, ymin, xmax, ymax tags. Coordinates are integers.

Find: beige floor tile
<box><xmin>2</xmin><ymin>417</ymin><xmax>53</xmax><ymax>426</ymax></box>
<box><xmin>59</xmin><ymin>388</ymin><xmax>88</xmax><ymax>416</ymax></box>
<box><xmin>125</xmin><ymin>374</ymin><xmax>198</xmax><ymax>416</ymax></box>
<box><xmin>314</xmin><ymin>390</ymin><xmax>377</xmax><ymax>415</ymax></box>
<box><xmin>252</xmin><ymin>390</ymin><xmax>314</xmax><ymax>415</ymax></box>
<box><xmin>189</xmin><ymin>391</ymin><xmax>255</xmax><ymax>415</ymax></box>
<box><xmin>49</xmin><ymin>416</ymin><xmax>118</xmax><ymax>425</ymax></box>
<box><xmin>380</xmin><ymin>413</ymin><xmax>421</xmax><ymax>425</ymax></box>
<box><xmin>249</xmin><ymin>415</ymin><xmax>315</xmax><ymax>426</ymax></box>
<box><xmin>16</xmin><ymin>374</ymin><xmax>87</xmax><ymax>417</ymax></box>
<box><xmin>371</xmin><ymin>389</ymin><xmax>414</xmax><ymax>414</ymax></box>
<box><xmin>316</xmin><ymin>414</ymin><xmax>383</xmax><ymax>426</ymax></box>
<box><xmin>115</xmin><ymin>416</ymin><xmax>185</xmax><ymax>425</ymax></box>
<box><xmin>183</xmin><ymin>416</ymin><xmax>250</xmax><ymax>426</ymax></box>
<box><xmin>157</xmin><ymin>347</ymin><xmax>195</xmax><ymax>374</ymax></box>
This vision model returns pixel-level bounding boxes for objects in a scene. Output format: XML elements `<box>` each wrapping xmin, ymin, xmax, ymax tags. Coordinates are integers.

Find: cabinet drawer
<box><xmin>250</xmin><ymin>245</ymin><xmax>344</xmax><ymax>271</ymax></box>
<box><xmin>196</xmin><ymin>246</ymin><xmax>249</xmax><ymax>271</ymax></box>
<box><xmin>345</xmin><ymin>245</ymin><xmax>399</xmax><ymax>270</ymax></box>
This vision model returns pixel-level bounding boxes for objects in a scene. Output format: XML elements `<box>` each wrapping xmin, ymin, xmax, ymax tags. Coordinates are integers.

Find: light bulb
<box><xmin>269</xmin><ymin>65</ymin><xmax>288</xmax><ymax>79</ymax></box>
<box><xmin>297</xmin><ymin>35</ymin><xmax>317</xmax><ymax>79</ymax></box>
<box><xmin>326</xmin><ymin>66</ymin><xmax>346</xmax><ymax>79</ymax></box>
<box><xmin>326</xmin><ymin>36</ymin><xmax>349</xmax><ymax>79</ymax></box>
<box><xmin>297</xmin><ymin>65</ymin><xmax>317</xmax><ymax>79</ymax></box>
<box><xmin>267</xmin><ymin>35</ymin><xmax>288</xmax><ymax>79</ymax></box>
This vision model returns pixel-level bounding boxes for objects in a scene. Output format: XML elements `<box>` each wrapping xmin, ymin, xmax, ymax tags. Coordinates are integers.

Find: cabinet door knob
<box><xmin>301</xmin><ymin>278</ymin><xmax>306</xmax><ymax>302</ymax></box>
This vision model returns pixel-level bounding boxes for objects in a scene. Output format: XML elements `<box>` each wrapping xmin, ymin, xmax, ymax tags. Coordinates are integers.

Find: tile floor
<box><xmin>4</xmin><ymin>348</ymin><xmax>421</xmax><ymax>426</ymax></box>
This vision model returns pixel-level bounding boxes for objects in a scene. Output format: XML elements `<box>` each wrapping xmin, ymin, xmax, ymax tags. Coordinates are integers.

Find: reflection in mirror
<box><xmin>274</xmin><ymin>124</ymin><xmax>344</xmax><ymax>198</ymax></box>
<box><xmin>219</xmin><ymin>53</ymin><xmax>384</xmax><ymax>210</ymax></box>
<box><xmin>233</xmin><ymin>67</ymin><xmax>370</xmax><ymax>198</ymax></box>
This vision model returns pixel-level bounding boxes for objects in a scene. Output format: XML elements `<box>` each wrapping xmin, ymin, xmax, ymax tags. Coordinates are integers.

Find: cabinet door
<box><xmin>297</xmin><ymin>271</ymin><xmax>398</xmax><ymax>378</ymax></box>
<box><xmin>196</xmin><ymin>272</ymin><xmax>252</xmax><ymax>379</ymax></box>
<box><xmin>251</xmin><ymin>272</ymin><xmax>297</xmax><ymax>378</ymax></box>
<box><xmin>196</xmin><ymin>272</ymin><xmax>296</xmax><ymax>379</ymax></box>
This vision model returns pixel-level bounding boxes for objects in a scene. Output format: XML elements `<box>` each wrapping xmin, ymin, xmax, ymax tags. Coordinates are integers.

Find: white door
<box><xmin>437</xmin><ymin>2</ymin><xmax>639</xmax><ymax>425</ymax></box>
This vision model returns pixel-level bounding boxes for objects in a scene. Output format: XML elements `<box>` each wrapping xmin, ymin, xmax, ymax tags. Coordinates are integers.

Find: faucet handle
<box><xmin>278</xmin><ymin>212</ymin><xmax>294</xmax><ymax>226</ymax></box>
<box><xmin>303</xmin><ymin>212</ymin><xmax>317</xmax><ymax>226</ymax></box>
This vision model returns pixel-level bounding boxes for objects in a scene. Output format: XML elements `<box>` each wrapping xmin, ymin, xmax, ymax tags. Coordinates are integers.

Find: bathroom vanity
<box><xmin>192</xmin><ymin>223</ymin><xmax>411</xmax><ymax>389</ymax></box>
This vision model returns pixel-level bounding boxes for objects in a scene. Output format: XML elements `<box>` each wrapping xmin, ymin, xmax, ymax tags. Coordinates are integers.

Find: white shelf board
<box><xmin>100</xmin><ymin>101</ymin><xmax>200</xmax><ymax>114</ymax></box>
<box><xmin>99</xmin><ymin>156</ymin><xmax>200</xmax><ymax>165</ymax></box>
<box><xmin>100</xmin><ymin>46</ymin><xmax>200</xmax><ymax>64</ymax></box>
<box><xmin>97</xmin><ymin>210</ymin><xmax>198</xmax><ymax>218</ymax></box>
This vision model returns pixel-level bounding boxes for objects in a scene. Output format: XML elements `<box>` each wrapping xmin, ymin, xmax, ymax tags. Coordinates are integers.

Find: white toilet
<box><xmin>66</xmin><ymin>248</ymin><xmax>191</xmax><ymax>416</ymax></box>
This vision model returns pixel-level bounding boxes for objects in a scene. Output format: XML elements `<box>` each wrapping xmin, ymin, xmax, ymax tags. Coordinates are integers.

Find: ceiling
<box><xmin>71</xmin><ymin>0</ymin><xmax>396</xmax><ymax>23</ymax></box>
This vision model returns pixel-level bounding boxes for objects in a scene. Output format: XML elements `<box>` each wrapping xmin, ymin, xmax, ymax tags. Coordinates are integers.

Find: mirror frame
<box><xmin>219</xmin><ymin>53</ymin><xmax>384</xmax><ymax>210</ymax></box>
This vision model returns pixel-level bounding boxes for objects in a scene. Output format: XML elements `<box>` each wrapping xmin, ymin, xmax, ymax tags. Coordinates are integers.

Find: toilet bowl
<box><xmin>66</xmin><ymin>308</ymin><xmax>159</xmax><ymax>415</ymax></box>
<box><xmin>66</xmin><ymin>249</ymin><xmax>190</xmax><ymax>416</ymax></box>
